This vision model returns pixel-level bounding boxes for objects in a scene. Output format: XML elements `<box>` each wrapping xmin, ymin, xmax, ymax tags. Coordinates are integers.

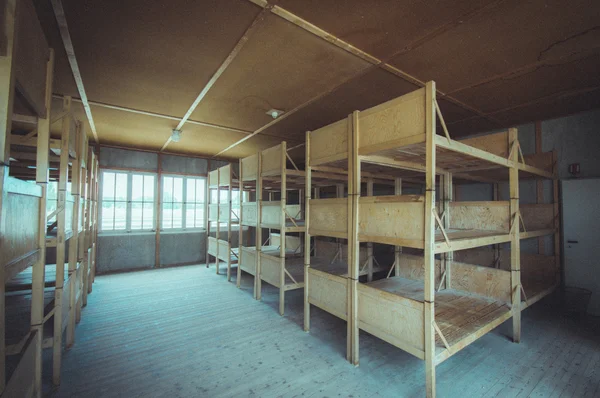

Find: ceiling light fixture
<box><xmin>171</xmin><ymin>129</ymin><xmax>182</xmax><ymax>142</ymax></box>
<box><xmin>266</xmin><ymin>108</ymin><xmax>284</xmax><ymax>119</ymax></box>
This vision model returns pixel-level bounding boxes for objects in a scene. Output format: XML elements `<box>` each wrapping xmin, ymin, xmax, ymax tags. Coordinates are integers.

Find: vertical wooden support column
<box><xmin>226</xmin><ymin>167</ymin><xmax>233</xmax><ymax>281</ymax></box>
<box><xmin>237</xmin><ymin>159</ymin><xmax>244</xmax><ymax>288</ymax></box>
<box><xmin>0</xmin><ymin>0</ymin><xmax>18</xmax><ymax>390</ymax></box>
<box><xmin>82</xmin><ymin>147</ymin><xmax>93</xmax><ymax>306</ymax></box>
<box><xmin>348</xmin><ymin>111</ymin><xmax>360</xmax><ymax>365</ymax></box>
<box><xmin>493</xmin><ymin>183</ymin><xmax>500</xmax><ymax>267</ymax></box>
<box><xmin>336</xmin><ymin>183</ymin><xmax>344</xmax><ymax>261</ymax></box>
<box><xmin>442</xmin><ymin>173</ymin><xmax>453</xmax><ymax>289</ymax></box>
<box><xmin>54</xmin><ymin>97</ymin><xmax>72</xmax><ymax>386</ymax></box>
<box><xmin>394</xmin><ymin>177</ymin><xmax>402</xmax><ymax>277</ymax></box>
<box><xmin>303</xmin><ymin>132</ymin><xmax>311</xmax><ymax>331</ymax></box>
<box><xmin>509</xmin><ymin>128</ymin><xmax>521</xmax><ymax>343</ymax></box>
<box><xmin>255</xmin><ymin>153</ymin><xmax>263</xmax><ymax>300</ymax></box>
<box><xmin>67</xmin><ymin>121</ymin><xmax>82</xmax><ymax>349</ymax></box>
<box><xmin>215</xmin><ymin>169</ymin><xmax>221</xmax><ymax>275</ymax></box>
<box><xmin>279</xmin><ymin>142</ymin><xmax>287</xmax><ymax>315</ymax></box>
<box><xmin>423</xmin><ymin>81</ymin><xmax>437</xmax><ymax>398</ymax></box>
<box><xmin>155</xmin><ymin>154</ymin><xmax>162</xmax><ymax>267</ymax></box>
<box><xmin>552</xmin><ymin>150</ymin><xmax>560</xmax><ymax>285</ymax></box>
<box><xmin>29</xmin><ymin>48</ymin><xmax>54</xmax><ymax>398</ymax></box>
<box><xmin>90</xmin><ymin>151</ymin><xmax>99</xmax><ymax>286</ymax></box>
<box><xmin>366</xmin><ymin>178</ymin><xmax>373</xmax><ymax>282</ymax></box>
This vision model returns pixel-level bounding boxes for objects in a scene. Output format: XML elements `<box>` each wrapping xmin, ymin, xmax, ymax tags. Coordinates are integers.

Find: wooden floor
<box><xmin>48</xmin><ymin>265</ymin><xmax>600</xmax><ymax>397</ymax></box>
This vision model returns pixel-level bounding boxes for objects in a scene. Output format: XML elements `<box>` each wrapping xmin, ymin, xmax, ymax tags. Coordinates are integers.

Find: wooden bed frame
<box><xmin>0</xmin><ymin>2</ymin><xmax>99</xmax><ymax>394</ymax></box>
<box><xmin>206</xmin><ymin>164</ymin><xmax>240</xmax><ymax>281</ymax></box>
<box><xmin>304</xmin><ymin>82</ymin><xmax>559</xmax><ymax>397</ymax></box>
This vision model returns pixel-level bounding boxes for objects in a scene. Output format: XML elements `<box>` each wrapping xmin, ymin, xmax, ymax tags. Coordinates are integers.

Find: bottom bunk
<box><xmin>207</xmin><ymin>236</ymin><xmax>239</xmax><ymax>279</ymax></box>
<box><xmin>360</xmin><ymin>276</ymin><xmax>512</xmax><ymax>364</ymax></box>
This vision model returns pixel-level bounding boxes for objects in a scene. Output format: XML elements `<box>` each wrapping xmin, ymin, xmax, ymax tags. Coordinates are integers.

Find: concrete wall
<box><xmin>97</xmin><ymin>147</ymin><xmax>226</xmax><ymax>274</ymax></box>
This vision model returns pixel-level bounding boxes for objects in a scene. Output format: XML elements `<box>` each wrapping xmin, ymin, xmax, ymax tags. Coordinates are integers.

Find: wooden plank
<box><xmin>450</xmin><ymin>201</ymin><xmax>510</xmax><ymax>232</ymax></box>
<box><xmin>309</xmin><ymin>119</ymin><xmax>348</xmax><ymax>167</ymax></box>
<box><xmin>449</xmin><ymin>261</ymin><xmax>511</xmax><ymax>303</ymax></box>
<box><xmin>357</xmin><ymin>282</ymin><xmax>425</xmax><ymax>359</ymax></box>
<box><xmin>435</xmin><ymin>135</ymin><xmax>512</xmax><ymax>169</ymax></box>
<box><xmin>241</xmin><ymin>153</ymin><xmax>258</xmax><ymax>181</ymax></box>
<box><xmin>349</xmin><ymin>111</ymin><xmax>360</xmax><ymax>365</ymax></box>
<box><xmin>279</xmin><ymin>141</ymin><xmax>287</xmax><ymax>315</ymax></box>
<box><xmin>424</xmin><ymin>81</ymin><xmax>436</xmax><ymax>398</ymax></box>
<box><xmin>306</xmin><ymin>268</ymin><xmax>347</xmax><ymax>321</ymax></box>
<box><xmin>3</xmin><ymin>331</ymin><xmax>38</xmax><ymax>398</ymax></box>
<box><xmin>304</xmin><ymin>131</ymin><xmax>311</xmax><ymax>331</ymax></box>
<box><xmin>308</xmin><ymin>198</ymin><xmax>347</xmax><ymax>237</ymax></box>
<box><xmin>459</xmin><ymin>131</ymin><xmax>509</xmax><ymax>159</ymax></box>
<box><xmin>509</xmin><ymin>128</ymin><xmax>521</xmax><ymax>344</ymax></box>
<box><xmin>520</xmin><ymin>203</ymin><xmax>554</xmax><ymax>231</ymax></box>
<box><xmin>358</xmin><ymin>88</ymin><xmax>427</xmax><ymax>155</ymax></box>
<box><xmin>260</xmin><ymin>143</ymin><xmax>283</xmax><ymax>177</ymax></box>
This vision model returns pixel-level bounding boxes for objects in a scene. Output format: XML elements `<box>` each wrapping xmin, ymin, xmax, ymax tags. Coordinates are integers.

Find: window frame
<box><xmin>160</xmin><ymin>174</ymin><xmax>207</xmax><ymax>231</ymax></box>
<box><xmin>99</xmin><ymin>169</ymin><xmax>157</xmax><ymax>233</ymax></box>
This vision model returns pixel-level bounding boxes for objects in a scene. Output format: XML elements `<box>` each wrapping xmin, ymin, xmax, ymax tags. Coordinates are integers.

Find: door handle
<box><xmin>567</xmin><ymin>240</ymin><xmax>578</xmax><ymax>244</ymax></box>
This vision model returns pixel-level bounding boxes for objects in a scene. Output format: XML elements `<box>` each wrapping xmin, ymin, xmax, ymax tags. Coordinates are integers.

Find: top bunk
<box><xmin>208</xmin><ymin>163</ymin><xmax>243</xmax><ymax>189</ymax></box>
<box><xmin>307</xmin><ymin>82</ymin><xmax>555</xmax><ymax>183</ymax></box>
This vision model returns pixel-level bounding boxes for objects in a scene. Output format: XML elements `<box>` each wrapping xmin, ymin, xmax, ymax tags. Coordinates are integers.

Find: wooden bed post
<box><xmin>535</xmin><ymin>121</ymin><xmax>546</xmax><ymax>255</ymax></box>
<box><xmin>91</xmin><ymin>150</ymin><xmax>99</xmax><ymax>286</ymax></box>
<box><xmin>424</xmin><ymin>81</ymin><xmax>437</xmax><ymax>398</ymax></box>
<box><xmin>216</xmin><ymin>168</ymin><xmax>221</xmax><ymax>275</ymax></box>
<box><xmin>227</xmin><ymin>166</ymin><xmax>232</xmax><ymax>281</ymax></box>
<box><xmin>279</xmin><ymin>142</ymin><xmax>287</xmax><ymax>315</ymax></box>
<box><xmin>53</xmin><ymin>96</ymin><xmax>72</xmax><ymax>386</ymax></box>
<box><xmin>0</xmin><ymin>0</ymin><xmax>18</xmax><ymax>390</ymax></box>
<box><xmin>366</xmin><ymin>178</ymin><xmax>373</xmax><ymax>282</ymax></box>
<box><xmin>349</xmin><ymin>111</ymin><xmax>360</xmax><ymax>365</ymax></box>
<box><xmin>237</xmin><ymin>158</ymin><xmax>244</xmax><ymax>288</ymax></box>
<box><xmin>303</xmin><ymin>131</ymin><xmax>311</xmax><ymax>331</ymax></box>
<box><xmin>156</xmin><ymin>153</ymin><xmax>162</xmax><ymax>267</ymax></box>
<box><xmin>509</xmin><ymin>128</ymin><xmax>521</xmax><ymax>343</ymax></box>
<box><xmin>256</xmin><ymin>152</ymin><xmax>263</xmax><ymax>300</ymax></box>
<box><xmin>336</xmin><ymin>183</ymin><xmax>344</xmax><ymax>262</ymax></box>
<box><xmin>82</xmin><ymin>147</ymin><xmax>93</xmax><ymax>304</ymax></box>
<box><xmin>442</xmin><ymin>172</ymin><xmax>453</xmax><ymax>289</ymax></box>
<box><xmin>67</xmin><ymin>121</ymin><xmax>82</xmax><ymax>348</ymax></box>
<box><xmin>394</xmin><ymin>177</ymin><xmax>402</xmax><ymax>277</ymax></box>
<box><xmin>29</xmin><ymin>48</ymin><xmax>54</xmax><ymax>398</ymax></box>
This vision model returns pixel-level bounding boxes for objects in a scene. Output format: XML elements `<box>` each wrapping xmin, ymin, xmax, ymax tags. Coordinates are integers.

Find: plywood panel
<box><xmin>309</xmin><ymin>198</ymin><xmax>347</xmax><ymax>237</ymax></box>
<box><xmin>357</xmin><ymin>283</ymin><xmax>425</xmax><ymax>357</ymax></box>
<box><xmin>520</xmin><ymin>204</ymin><xmax>555</xmax><ymax>231</ymax></box>
<box><xmin>358</xmin><ymin>88</ymin><xmax>426</xmax><ymax>155</ymax></box>
<box><xmin>307</xmin><ymin>268</ymin><xmax>347</xmax><ymax>320</ymax></box>
<box><xmin>459</xmin><ymin>131</ymin><xmax>509</xmax><ymax>159</ymax></box>
<box><xmin>450</xmin><ymin>201</ymin><xmax>510</xmax><ymax>232</ymax></box>
<box><xmin>260</xmin><ymin>253</ymin><xmax>281</xmax><ymax>287</ymax></box>
<box><xmin>207</xmin><ymin>237</ymin><xmax>218</xmax><ymax>257</ymax></box>
<box><xmin>217</xmin><ymin>240</ymin><xmax>231</xmax><ymax>263</ymax></box>
<box><xmin>241</xmin><ymin>154</ymin><xmax>259</xmax><ymax>181</ymax></box>
<box><xmin>358</xmin><ymin>196</ymin><xmax>424</xmax><ymax>246</ymax></box>
<box><xmin>309</xmin><ymin>119</ymin><xmax>348</xmax><ymax>166</ymax></box>
<box><xmin>208</xmin><ymin>171</ymin><xmax>219</xmax><ymax>188</ymax></box>
<box><xmin>1</xmin><ymin>191</ymin><xmax>40</xmax><ymax>270</ymax></box>
<box><xmin>396</xmin><ymin>253</ymin><xmax>442</xmax><ymax>286</ymax></box>
<box><xmin>241</xmin><ymin>202</ymin><xmax>257</xmax><ymax>226</ymax></box>
<box><xmin>269</xmin><ymin>233</ymin><xmax>301</xmax><ymax>253</ymax></box>
<box><xmin>47</xmin><ymin>0</ymin><xmax>262</xmax><ymax>117</ymax></box>
<box><xmin>240</xmin><ymin>247</ymin><xmax>257</xmax><ymax>275</ymax></box>
<box><xmin>450</xmin><ymin>261</ymin><xmax>511</xmax><ymax>302</ymax></box>
<box><xmin>278</xmin><ymin>0</ymin><xmax>493</xmax><ymax>59</ymax></box>
<box><xmin>389</xmin><ymin>0</ymin><xmax>600</xmax><ymax>93</ymax></box>
<box><xmin>261</xmin><ymin>144</ymin><xmax>283</xmax><ymax>176</ymax></box>
<box><xmin>191</xmin><ymin>13</ymin><xmax>370</xmax><ymax>131</ymax></box>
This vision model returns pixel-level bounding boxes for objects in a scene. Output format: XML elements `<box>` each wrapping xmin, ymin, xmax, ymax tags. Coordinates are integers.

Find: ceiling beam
<box><xmin>50</xmin><ymin>0</ymin><xmax>99</xmax><ymax>143</ymax></box>
<box><xmin>160</xmin><ymin>5</ymin><xmax>274</xmax><ymax>152</ymax></box>
<box><xmin>51</xmin><ymin>94</ymin><xmax>253</xmax><ymax>135</ymax></box>
<box><xmin>215</xmin><ymin>0</ymin><xmax>503</xmax><ymax>157</ymax></box>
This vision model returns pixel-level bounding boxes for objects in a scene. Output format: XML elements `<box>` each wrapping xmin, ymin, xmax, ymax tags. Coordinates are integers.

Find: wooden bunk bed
<box><xmin>304</xmin><ymin>82</ymin><xmax>558</xmax><ymax>398</ymax></box>
<box><xmin>206</xmin><ymin>164</ymin><xmax>240</xmax><ymax>281</ymax></box>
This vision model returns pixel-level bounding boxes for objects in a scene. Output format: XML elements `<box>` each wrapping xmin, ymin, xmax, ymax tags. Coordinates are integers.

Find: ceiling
<box><xmin>34</xmin><ymin>0</ymin><xmax>600</xmax><ymax>161</ymax></box>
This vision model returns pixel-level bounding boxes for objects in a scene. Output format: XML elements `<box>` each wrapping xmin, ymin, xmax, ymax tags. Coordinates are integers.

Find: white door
<box><xmin>562</xmin><ymin>178</ymin><xmax>600</xmax><ymax>315</ymax></box>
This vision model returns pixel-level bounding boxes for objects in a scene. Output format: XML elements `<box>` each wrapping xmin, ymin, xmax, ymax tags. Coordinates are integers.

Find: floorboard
<box><xmin>46</xmin><ymin>265</ymin><xmax>600</xmax><ymax>397</ymax></box>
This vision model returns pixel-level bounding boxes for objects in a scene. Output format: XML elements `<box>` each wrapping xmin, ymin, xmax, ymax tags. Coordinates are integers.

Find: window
<box><xmin>162</xmin><ymin>176</ymin><xmax>206</xmax><ymax>229</ymax></box>
<box><xmin>100</xmin><ymin>171</ymin><xmax>156</xmax><ymax>232</ymax></box>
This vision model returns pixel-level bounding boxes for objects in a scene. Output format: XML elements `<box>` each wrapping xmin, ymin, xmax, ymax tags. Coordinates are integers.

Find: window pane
<box><xmin>114</xmin><ymin>201</ymin><xmax>127</xmax><ymax>230</ymax></box>
<box><xmin>197</xmin><ymin>179</ymin><xmax>205</xmax><ymax>204</ymax></box>
<box><xmin>186</xmin><ymin>179</ymin><xmax>196</xmax><ymax>203</ymax></box>
<box><xmin>173</xmin><ymin>177</ymin><xmax>183</xmax><ymax>202</ymax></box>
<box><xmin>143</xmin><ymin>202</ymin><xmax>154</xmax><ymax>230</ymax></box>
<box><xmin>162</xmin><ymin>205</ymin><xmax>172</xmax><ymax>229</ymax></box>
<box><xmin>172</xmin><ymin>202</ymin><xmax>183</xmax><ymax>228</ymax></box>
<box><xmin>101</xmin><ymin>202</ymin><xmax>115</xmax><ymax>230</ymax></box>
<box><xmin>210</xmin><ymin>189</ymin><xmax>218</xmax><ymax>203</ymax></box>
<box><xmin>131</xmin><ymin>202</ymin><xmax>142</xmax><ymax>230</ymax></box>
<box><xmin>231</xmin><ymin>190</ymin><xmax>239</xmax><ymax>205</ymax></box>
<box><xmin>195</xmin><ymin>203</ymin><xmax>204</xmax><ymax>228</ymax></box>
<box><xmin>102</xmin><ymin>172</ymin><xmax>115</xmax><ymax>200</ymax></box>
<box><xmin>219</xmin><ymin>190</ymin><xmax>228</xmax><ymax>202</ymax></box>
<box><xmin>115</xmin><ymin>173</ymin><xmax>128</xmax><ymax>201</ymax></box>
<box><xmin>185</xmin><ymin>207</ymin><xmax>195</xmax><ymax>228</ymax></box>
<box><xmin>144</xmin><ymin>175</ymin><xmax>155</xmax><ymax>201</ymax></box>
<box><xmin>132</xmin><ymin>175</ymin><xmax>143</xmax><ymax>202</ymax></box>
<box><xmin>163</xmin><ymin>177</ymin><xmax>173</xmax><ymax>203</ymax></box>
